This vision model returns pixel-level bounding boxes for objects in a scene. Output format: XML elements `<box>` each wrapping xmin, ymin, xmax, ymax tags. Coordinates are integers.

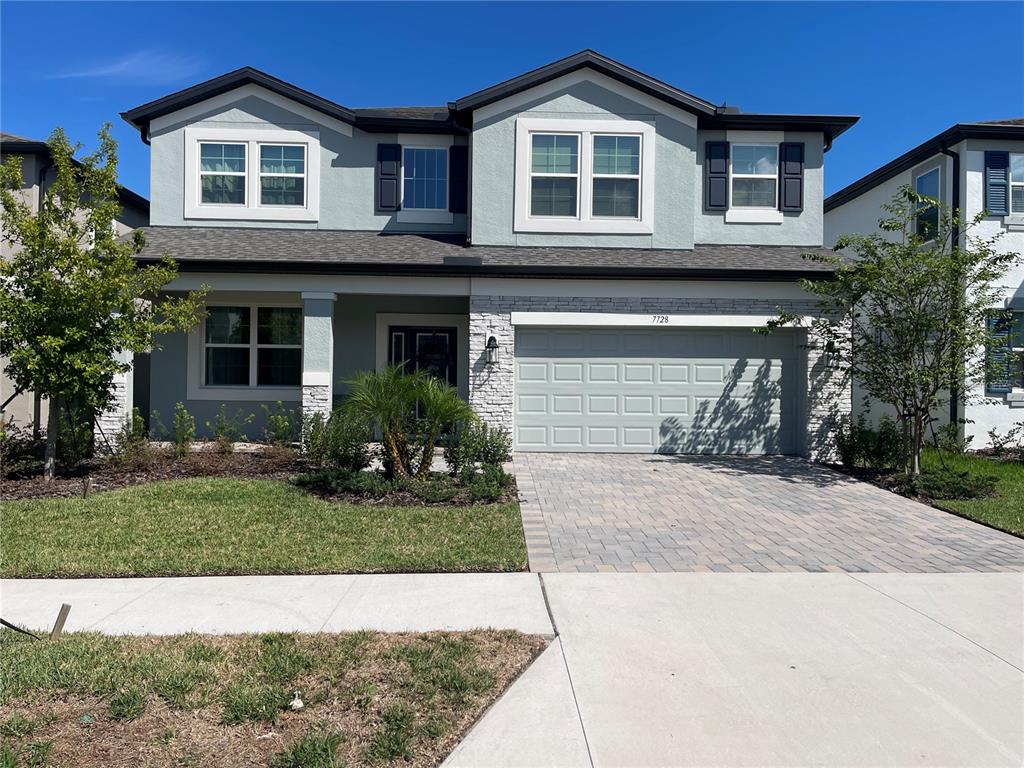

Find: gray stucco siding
<box><xmin>149</xmin><ymin>94</ymin><xmax>467</xmax><ymax>233</ymax></box>
<box><xmin>469</xmin><ymin>80</ymin><xmax>697</xmax><ymax>250</ymax></box>
<box><xmin>694</xmin><ymin>130</ymin><xmax>825</xmax><ymax>246</ymax></box>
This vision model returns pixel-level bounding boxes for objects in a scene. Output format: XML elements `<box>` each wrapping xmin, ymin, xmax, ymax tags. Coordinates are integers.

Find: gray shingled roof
<box><xmin>133</xmin><ymin>226</ymin><xmax>838</xmax><ymax>278</ymax></box>
<box><xmin>354</xmin><ymin>107</ymin><xmax>451</xmax><ymax>121</ymax></box>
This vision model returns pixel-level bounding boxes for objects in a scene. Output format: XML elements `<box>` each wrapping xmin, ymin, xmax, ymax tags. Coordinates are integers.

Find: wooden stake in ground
<box><xmin>49</xmin><ymin>603</ymin><xmax>71</xmax><ymax>640</ymax></box>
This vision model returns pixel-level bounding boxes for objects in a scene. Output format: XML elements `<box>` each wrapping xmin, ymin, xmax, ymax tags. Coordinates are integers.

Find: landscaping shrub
<box><xmin>57</xmin><ymin>404</ymin><xmax>93</xmax><ymax>467</ymax></box>
<box><xmin>464</xmin><ymin>464</ymin><xmax>513</xmax><ymax>503</ymax></box>
<box><xmin>408</xmin><ymin>477</ymin><xmax>459</xmax><ymax>503</ymax></box>
<box><xmin>303</xmin><ymin>409</ymin><xmax>371</xmax><ymax>471</ymax></box>
<box><xmin>910</xmin><ymin>468</ymin><xmax>998</xmax><ymax>500</ymax></box>
<box><xmin>988</xmin><ymin>421</ymin><xmax>1023</xmax><ymax>456</ymax></box>
<box><xmin>114</xmin><ymin>407</ymin><xmax>154</xmax><ymax>466</ymax></box>
<box><xmin>444</xmin><ymin>419</ymin><xmax>512</xmax><ymax>475</ymax></box>
<box><xmin>205</xmin><ymin>405</ymin><xmax>254</xmax><ymax>453</ymax></box>
<box><xmin>834</xmin><ymin>414</ymin><xmax>905</xmax><ymax>471</ymax></box>
<box><xmin>262</xmin><ymin>401</ymin><xmax>300</xmax><ymax>447</ymax></box>
<box><xmin>0</xmin><ymin>418</ymin><xmax>40</xmax><ymax>474</ymax></box>
<box><xmin>171</xmin><ymin>402</ymin><xmax>195</xmax><ymax>458</ymax></box>
<box><xmin>932</xmin><ymin>422</ymin><xmax>973</xmax><ymax>455</ymax></box>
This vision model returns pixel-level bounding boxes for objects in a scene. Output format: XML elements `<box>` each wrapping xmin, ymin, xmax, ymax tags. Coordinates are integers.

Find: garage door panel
<box><xmin>515</xmin><ymin>327</ymin><xmax>801</xmax><ymax>454</ymax></box>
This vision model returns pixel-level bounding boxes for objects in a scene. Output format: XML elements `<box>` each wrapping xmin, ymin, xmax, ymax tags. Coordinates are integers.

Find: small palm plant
<box><xmin>345</xmin><ymin>365</ymin><xmax>472</xmax><ymax>479</ymax></box>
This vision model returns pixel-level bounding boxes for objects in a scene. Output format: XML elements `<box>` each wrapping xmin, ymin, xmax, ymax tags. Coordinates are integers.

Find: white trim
<box><xmin>510</xmin><ymin>311</ymin><xmax>786</xmax><ymax>327</ymax></box>
<box><xmin>514</xmin><ymin>117</ymin><xmax>655</xmax><ymax>234</ymax></box>
<box><xmin>1009</xmin><ymin>152</ymin><xmax>1024</xmax><ymax>215</ymax></box>
<box><xmin>374</xmin><ymin>313</ymin><xmax>470</xmax><ymax>399</ymax></box>
<box><xmin>726</xmin><ymin>130</ymin><xmax>784</xmax><ymax>145</ymax></box>
<box><xmin>302</xmin><ymin>371</ymin><xmax>331</xmax><ymax>386</ymax></box>
<box><xmin>473</xmin><ymin>69</ymin><xmax>701</xmax><ymax>128</ymax></box>
<box><xmin>150</xmin><ymin>83</ymin><xmax>353</xmax><ymax>138</ymax></box>
<box><xmin>301</xmin><ymin>292</ymin><xmax>337</xmax><ymax>301</ymax></box>
<box><xmin>184</xmin><ymin>127</ymin><xmax>320</xmax><ymax>222</ymax></box>
<box><xmin>186</xmin><ymin>301</ymin><xmax>302</xmax><ymax>402</ymax></box>
<box><xmin>725</xmin><ymin>209</ymin><xmax>784</xmax><ymax>224</ymax></box>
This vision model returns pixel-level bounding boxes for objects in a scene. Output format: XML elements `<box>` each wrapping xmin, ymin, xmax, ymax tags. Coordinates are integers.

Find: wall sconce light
<box><xmin>485</xmin><ymin>335</ymin><xmax>500</xmax><ymax>366</ymax></box>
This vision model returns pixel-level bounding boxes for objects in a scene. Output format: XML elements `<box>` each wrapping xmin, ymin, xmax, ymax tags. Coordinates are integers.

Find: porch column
<box><xmin>301</xmin><ymin>292</ymin><xmax>336</xmax><ymax>421</ymax></box>
<box><xmin>95</xmin><ymin>348</ymin><xmax>134</xmax><ymax>451</ymax></box>
<box><xmin>805</xmin><ymin>323</ymin><xmax>851</xmax><ymax>462</ymax></box>
<box><xmin>468</xmin><ymin>295</ymin><xmax>514</xmax><ymax>433</ymax></box>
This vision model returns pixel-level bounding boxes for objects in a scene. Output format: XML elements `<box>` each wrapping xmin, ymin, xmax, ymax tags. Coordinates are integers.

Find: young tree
<box><xmin>0</xmin><ymin>126</ymin><xmax>205</xmax><ymax>480</ymax></box>
<box><xmin>767</xmin><ymin>186</ymin><xmax>1019</xmax><ymax>476</ymax></box>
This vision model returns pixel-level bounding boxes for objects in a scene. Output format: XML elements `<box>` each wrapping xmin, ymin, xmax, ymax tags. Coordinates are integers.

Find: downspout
<box><xmin>940</xmin><ymin>144</ymin><xmax>961</xmax><ymax>429</ymax></box>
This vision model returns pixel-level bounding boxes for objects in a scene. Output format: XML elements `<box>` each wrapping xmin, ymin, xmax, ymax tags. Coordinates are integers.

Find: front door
<box><xmin>388</xmin><ymin>326</ymin><xmax>458</xmax><ymax>387</ymax></box>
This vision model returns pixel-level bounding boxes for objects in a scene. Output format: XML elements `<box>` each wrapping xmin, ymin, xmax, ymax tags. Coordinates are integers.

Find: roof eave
<box><xmin>825</xmin><ymin>122</ymin><xmax>1024</xmax><ymax>212</ymax></box>
<box><xmin>702</xmin><ymin>113</ymin><xmax>860</xmax><ymax>143</ymax></box>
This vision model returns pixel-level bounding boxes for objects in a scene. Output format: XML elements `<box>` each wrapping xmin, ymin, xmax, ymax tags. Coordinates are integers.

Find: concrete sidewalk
<box><xmin>0</xmin><ymin>573</ymin><xmax>553</xmax><ymax>635</ymax></box>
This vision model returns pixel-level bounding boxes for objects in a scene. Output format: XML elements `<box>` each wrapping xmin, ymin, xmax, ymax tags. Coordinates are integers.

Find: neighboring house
<box><xmin>119</xmin><ymin>49</ymin><xmax>858</xmax><ymax>457</ymax></box>
<box><xmin>824</xmin><ymin>120</ymin><xmax>1024</xmax><ymax>449</ymax></box>
<box><xmin>0</xmin><ymin>132</ymin><xmax>150</xmax><ymax>434</ymax></box>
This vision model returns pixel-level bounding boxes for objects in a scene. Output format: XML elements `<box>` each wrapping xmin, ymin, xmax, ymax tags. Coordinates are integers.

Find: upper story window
<box><xmin>403</xmin><ymin>147</ymin><xmax>448</xmax><ymax>211</ymax></box>
<box><xmin>986</xmin><ymin>311</ymin><xmax>1024</xmax><ymax>396</ymax></box>
<box><xmin>259</xmin><ymin>145</ymin><xmax>306</xmax><ymax>207</ymax></box>
<box><xmin>1011</xmin><ymin>153</ymin><xmax>1024</xmax><ymax>214</ymax></box>
<box><xmin>200</xmin><ymin>143</ymin><xmax>246</xmax><ymax>205</ymax></box>
<box><xmin>514</xmin><ymin>118</ymin><xmax>655</xmax><ymax>234</ymax></box>
<box><xmin>730</xmin><ymin>145</ymin><xmax>778</xmax><ymax>209</ymax></box>
<box><xmin>185</xmin><ymin>127</ymin><xmax>319</xmax><ymax>222</ymax></box>
<box><xmin>914</xmin><ymin>166</ymin><xmax>940</xmax><ymax>239</ymax></box>
<box><xmin>530</xmin><ymin>134</ymin><xmax>579</xmax><ymax>217</ymax></box>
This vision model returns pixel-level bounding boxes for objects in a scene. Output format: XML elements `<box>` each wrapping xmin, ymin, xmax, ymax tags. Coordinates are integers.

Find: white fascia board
<box><xmin>151</xmin><ymin>83</ymin><xmax>353</xmax><ymax>137</ymax></box>
<box><xmin>473</xmin><ymin>69</ymin><xmax>699</xmax><ymax>128</ymax></box>
<box><xmin>510</xmin><ymin>312</ymin><xmax>790</xmax><ymax>327</ymax></box>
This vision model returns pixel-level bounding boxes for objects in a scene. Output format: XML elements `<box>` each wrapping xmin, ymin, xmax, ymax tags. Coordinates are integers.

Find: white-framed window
<box><xmin>730</xmin><ymin>144</ymin><xmax>778</xmax><ymax>209</ymax></box>
<box><xmin>592</xmin><ymin>134</ymin><xmax>641</xmax><ymax>218</ymax></box>
<box><xmin>402</xmin><ymin>147</ymin><xmax>448</xmax><ymax>210</ymax></box>
<box><xmin>529</xmin><ymin>133</ymin><xmax>580</xmax><ymax>217</ymax></box>
<box><xmin>914</xmin><ymin>165</ymin><xmax>940</xmax><ymax>239</ymax></box>
<box><xmin>203</xmin><ymin>305</ymin><xmax>302</xmax><ymax>389</ymax></box>
<box><xmin>259</xmin><ymin>144</ymin><xmax>306</xmax><ymax>207</ymax></box>
<box><xmin>514</xmin><ymin>118</ymin><xmax>655</xmax><ymax>234</ymax></box>
<box><xmin>184</xmin><ymin>127</ymin><xmax>320</xmax><ymax>222</ymax></box>
<box><xmin>1011</xmin><ymin>153</ymin><xmax>1024</xmax><ymax>214</ymax></box>
<box><xmin>199</xmin><ymin>143</ymin><xmax>247</xmax><ymax>205</ymax></box>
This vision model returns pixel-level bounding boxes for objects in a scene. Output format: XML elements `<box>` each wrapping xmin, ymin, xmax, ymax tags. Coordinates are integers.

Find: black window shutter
<box><xmin>376</xmin><ymin>143</ymin><xmax>401</xmax><ymax>213</ymax></box>
<box><xmin>449</xmin><ymin>144</ymin><xmax>468</xmax><ymax>214</ymax></box>
<box><xmin>779</xmin><ymin>142</ymin><xmax>805</xmax><ymax>212</ymax></box>
<box><xmin>704</xmin><ymin>141</ymin><xmax>729</xmax><ymax>211</ymax></box>
<box><xmin>986</xmin><ymin>312</ymin><xmax>1014</xmax><ymax>395</ymax></box>
<box><xmin>984</xmin><ymin>151</ymin><xmax>1010</xmax><ymax>216</ymax></box>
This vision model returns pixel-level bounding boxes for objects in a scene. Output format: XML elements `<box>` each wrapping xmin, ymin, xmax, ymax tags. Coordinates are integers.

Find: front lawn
<box><xmin>920</xmin><ymin>447</ymin><xmax>1024</xmax><ymax>537</ymax></box>
<box><xmin>0</xmin><ymin>478</ymin><xmax>527</xmax><ymax>578</ymax></box>
<box><xmin>0</xmin><ymin>629</ymin><xmax>546</xmax><ymax>767</ymax></box>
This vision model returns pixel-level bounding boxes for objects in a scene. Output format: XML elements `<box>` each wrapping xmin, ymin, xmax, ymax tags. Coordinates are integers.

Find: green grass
<box><xmin>921</xmin><ymin>447</ymin><xmax>1024</xmax><ymax>537</ymax></box>
<box><xmin>0</xmin><ymin>629</ymin><xmax>546</xmax><ymax>768</ymax></box>
<box><xmin>1</xmin><ymin>478</ymin><xmax>527</xmax><ymax>577</ymax></box>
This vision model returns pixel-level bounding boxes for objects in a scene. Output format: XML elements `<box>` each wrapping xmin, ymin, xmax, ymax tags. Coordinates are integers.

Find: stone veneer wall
<box><xmin>468</xmin><ymin>295</ymin><xmax>851</xmax><ymax>461</ymax></box>
<box><xmin>95</xmin><ymin>357</ymin><xmax>133</xmax><ymax>453</ymax></box>
<box><xmin>302</xmin><ymin>384</ymin><xmax>332</xmax><ymax>422</ymax></box>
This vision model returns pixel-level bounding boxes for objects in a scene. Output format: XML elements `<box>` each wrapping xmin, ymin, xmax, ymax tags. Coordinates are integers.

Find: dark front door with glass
<box><xmin>388</xmin><ymin>326</ymin><xmax>457</xmax><ymax>387</ymax></box>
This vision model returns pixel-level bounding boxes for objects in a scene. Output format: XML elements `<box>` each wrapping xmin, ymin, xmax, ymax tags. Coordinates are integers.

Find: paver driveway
<box><xmin>514</xmin><ymin>453</ymin><xmax>1024</xmax><ymax>573</ymax></box>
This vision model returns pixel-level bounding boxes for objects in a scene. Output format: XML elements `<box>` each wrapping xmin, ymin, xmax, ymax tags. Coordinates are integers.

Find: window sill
<box><xmin>187</xmin><ymin>385</ymin><xmax>301</xmax><ymax>402</ymax></box>
<box><xmin>397</xmin><ymin>209</ymin><xmax>454</xmax><ymax>225</ymax></box>
<box><xmin>513</xmin><ymin>217</ymin><xmax>654</xmax><ymax>234</ymax></box>
<box><xmin>1003</xmin><ymin>215</ymin><xmax>1024</xmax><ymax>231</ymax></box>
<box><xmin>185</xmin><ymin>205</ymin><xmax>318</xmax><ymax>223</ymax></box>
<box><xmin>724</xmin><ymin>208</ymin><xmax>784</xmax><ymax>224</ymax></box>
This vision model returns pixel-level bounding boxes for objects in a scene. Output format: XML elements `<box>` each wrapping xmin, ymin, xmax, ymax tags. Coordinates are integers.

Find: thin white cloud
<box><xmin>50</xmin><ymin>50</ymin><xmax>204</xmax><ymax>84</ymax></box>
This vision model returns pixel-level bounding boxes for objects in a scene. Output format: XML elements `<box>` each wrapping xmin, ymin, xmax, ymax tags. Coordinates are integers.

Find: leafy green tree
<box><xmin>767</xmin><ymin>186</ymin><xmax>1019</xmax><ymax>476</ymax></box>
<box><xmin>0</xmin><ymin>126</ymin><xmax>205</xmax><ymax>480</ymax></box>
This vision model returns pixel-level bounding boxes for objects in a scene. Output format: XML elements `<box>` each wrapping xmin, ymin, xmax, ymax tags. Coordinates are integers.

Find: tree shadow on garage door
<box><xmin>656</xmin><ymin>358</ymin><xmax>798</xmax><ymax>455</ymax></box>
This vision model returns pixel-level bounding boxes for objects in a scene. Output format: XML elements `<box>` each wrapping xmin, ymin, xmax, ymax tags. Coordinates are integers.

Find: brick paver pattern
<box><xmin>514</xmin><ymin>453</ymin><xmax>1024</xmax><ymax>573</ymax></box>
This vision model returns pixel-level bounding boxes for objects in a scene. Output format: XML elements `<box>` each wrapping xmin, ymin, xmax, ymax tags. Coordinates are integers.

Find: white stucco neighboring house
<box><xmin>824</xmin><ymin>119</ymin><xmax>1024</xmax><ymax>448</ymax></box>
<box><xmin>0</xmin><ymin>132</ymin><xmax>150</xmax><ymax>434</ymax></box>
<box><xmin>116</xmin><ymin>50</ymin><xmax>861</xmax><ymax>459</ymax></box>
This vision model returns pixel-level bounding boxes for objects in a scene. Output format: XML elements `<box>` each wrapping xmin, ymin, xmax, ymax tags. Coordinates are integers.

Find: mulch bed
<box><xmin>2</xmin><ymin>449</ymin><xmax>305</xmax><ymax>501</ymax></box>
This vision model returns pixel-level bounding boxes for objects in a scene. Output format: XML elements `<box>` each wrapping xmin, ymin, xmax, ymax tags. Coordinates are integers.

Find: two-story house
<box><xmin>824</xmin><ymin>120</ymin><xmax>1024</xmax><ymax>448</ymax></box>
<box><xmin>0</xmin><ymin>132</ymin><xmax>150</xmax><ymax>435</ymax></box>
<box><xmin>119</xmin><ymin>50</ymin><xmax>858</xmax><ymax>457</ymax></box>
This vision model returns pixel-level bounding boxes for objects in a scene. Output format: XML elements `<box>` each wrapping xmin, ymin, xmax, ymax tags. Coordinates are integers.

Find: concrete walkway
<box><xmin>0</xmin><ymin>573</ymin><xmax>553</xmax><ymax>635</ymax></box>
<box><xmin>4</xmin><ymin>572</ymin><xmax>1021</xmax><ymax>766</ymax></box>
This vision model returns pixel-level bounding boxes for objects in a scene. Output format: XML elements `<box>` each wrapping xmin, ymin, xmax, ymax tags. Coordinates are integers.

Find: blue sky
<box><xmin>2</xmin><ymin>1</ymin><xmax>1022</xmax><ymax>199</ymax></box>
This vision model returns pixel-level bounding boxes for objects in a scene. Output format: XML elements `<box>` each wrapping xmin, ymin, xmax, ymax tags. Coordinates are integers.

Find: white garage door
<box><xmin>514</xmin><ymin>327</ymin><xmax>802</xmax><ymax>454</ymax></box>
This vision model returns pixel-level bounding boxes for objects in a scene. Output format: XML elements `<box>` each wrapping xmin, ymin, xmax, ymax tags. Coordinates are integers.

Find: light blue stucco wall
<box><xmin>469</xmin><ymin>80</ymin><xmax>696</xmax><ymax>249</ymax></box>
<box><xmin>694</xmin><ymin>130</ymin><xmax>825</xmax><ymax>246</ymax></box>
<box><xmin>149</xmin><ymin>94</ymin><xmax>467</xmax><ymax>233</ymax></box>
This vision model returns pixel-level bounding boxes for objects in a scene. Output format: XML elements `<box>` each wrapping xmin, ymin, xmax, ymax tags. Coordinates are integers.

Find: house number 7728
<box><xmin>651</xmin><ymin>315</ymin><xmax>669</xmax><ymax>324</ymax></box>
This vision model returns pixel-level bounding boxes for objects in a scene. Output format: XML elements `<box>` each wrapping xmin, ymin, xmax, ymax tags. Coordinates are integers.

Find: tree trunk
<box><xmin>383</xmin><ymin>430</ymin><xmax>408</xmax><ymax>479</ymax></box>
<box><xmin>910</xmin><ymin>417</ymin><xmax>923</xmax><ymax>477</ymax></box>
<box><xmin>43</xmin><ymin>399</ymin><xmax>58</xmax><ymax>482</ymax></box>
<box><xmin>415</xmin><ymin>424</ymin><xmax>441</xmax><ymax>480</ymax></box>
